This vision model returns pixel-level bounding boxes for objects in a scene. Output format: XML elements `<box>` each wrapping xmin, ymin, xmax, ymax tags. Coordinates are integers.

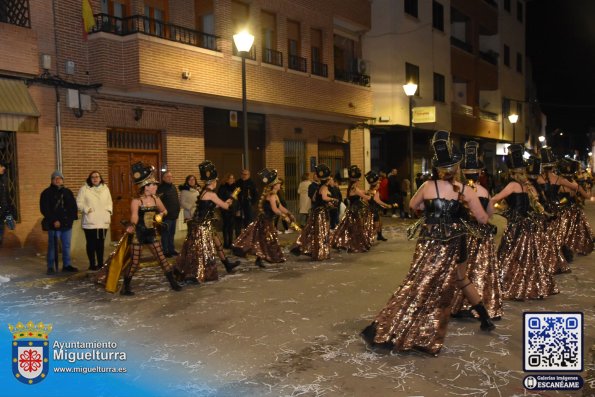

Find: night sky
<box><xmin>526</xmin><ymin>0</ymin><xmax>595</xmax><ymax>157</ymax></box>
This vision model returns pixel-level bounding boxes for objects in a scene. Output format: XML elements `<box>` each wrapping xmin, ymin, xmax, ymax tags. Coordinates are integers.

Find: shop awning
<box><xmin>0</xmin><ymin>78</ymin><xmax>40</xmax><ymax>132</ymax></box>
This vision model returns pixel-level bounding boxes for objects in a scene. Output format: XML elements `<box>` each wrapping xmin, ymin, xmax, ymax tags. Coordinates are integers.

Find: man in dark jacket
<box><xmin>40</xmin><ymin>170</ymin><xmax>78</xmax><ymax>274</ymax></box>
<box><xmin>157</xmin><ymin>171</ymin><xmax>180</xmax><ymax>257</ymax></box>
<box><xmin>236</xmin><ymin>169</ymin><xmax>258</xmax><ymax>229</ymax></box>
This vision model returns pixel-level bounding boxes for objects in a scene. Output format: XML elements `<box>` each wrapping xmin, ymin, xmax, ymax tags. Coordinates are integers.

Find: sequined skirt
<box><xmin>174</xmin><ymin>221</ymin><xmax>218</xmax><ymax>282</ymax></box>
<box><xmin>232</xmin><ymin>214</ymin><xmax>285</xmax><ymax>263</ymax></box>
<box><xmin>451</xmin><ymin>224</ymin><xmax>503</xmax><ymax>319</ymax></box>
<box><xmin>563</xmin><ymin>204</ymin><xmax>594</xmax><ymax>256</ymax></box>
<box><xmin>330</xmin><ymin>205</ymin><xmax>373</xmax><ymax>253</ymax></box>
<box><xmin>539</xmin><ymin>215</ymin><xmax>571</xmax><ymax>274</ymax></box>
<box><xmin>361</xmin><ymin>233</ymin><xmax>466</xmax><ymax>355</ymax></box>
<box><xmin>498</xmin><ymin>216</ymin><xmax>558</xmax><ymax>300</ymax></box>
<box><xmin>295</xmin><ymin>206</ymin><xmax>331</xmax><ymax>261</ymax></box>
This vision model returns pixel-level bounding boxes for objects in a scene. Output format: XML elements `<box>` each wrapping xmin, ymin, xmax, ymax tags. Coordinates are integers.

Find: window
<box><xmin>195</xmin><ymin>0</ymin><xmax>215</xmax><ymax>48</ymax></box>
<box><xmin>517</xmin><ymin>102</ymin><xmax>523</xmax><ymax>116</ymax></box>
<box><xmin>433</xmin><ymin>73</ymin><xmax>445</xmax><ymax>102</ymax></box>
<box><xmin>517</xmin><ymin>1</ymin><xmax>523</xmax><ymax>22</ymax></box>
<box><xmin>405</xmin><ymin>62</ymin><xmax>420</xmax><ymax>95</ymax></box>
<box><xmin>143</xmin><ymin>0</ymin><xmax>168</xmax><ymax>37</ymax></box>
<box><xmin>503</xmin><ymin>98</ymin><xmax>510</xmax><ymax>116</ymax></box>
<box><xmin>432</xmin><ymin>1</ymin><xmax>444</xmax><ymax>31</ymax></box>
<box><xmin>231</xmin><ymin>0</ymin><xmax>251</xmax><ymax>56</ymax></box>
<box><xmin>0</xmin><ymin>0</ymin><xmax>31</xmax><ymax>27</ymax></box>
<box><xmin>504</xmin><ymin>0</ymin><xmax>511</xmax><ymax>12</ymax></box>
<box><xmin>516</xmin><ymin>52</ymin><xmax>523</xmax><ymax>73</ymax></box>
<box><xmin>311</xmin><ymin>28</ymin><xmax>327</xmax><ymax>76</ymax></box>
<box><xmin>0</xmin><ymin>131</ymin><xmax>19</xmax><ymax>221</ymax></box>
<box><xmin>404</xmin><ymin>0</ymin><xmax>418</xmax><ymax>18</ymax></box>
<box><xmin>261</xmin><ymin>11</ymin><xmax>280</xmax><ymax>65</ymax></box>
<box><xmin>503</xmin><ymin>44</ymin><xmax>510</xmax><ymax>66</ymax></box>
<box><xmin>287</xmin><ymin>20</ymin><xmax>304</xmax><ymax>71</ymax></box>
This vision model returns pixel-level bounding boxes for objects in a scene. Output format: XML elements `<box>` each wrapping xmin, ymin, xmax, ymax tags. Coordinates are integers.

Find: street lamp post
<box><xmin>403</xmin><ymin>82</ymin><xmax>417</xmax><ymax>195</ymax></box>
<box><xmin>233</xmin><ymin>30</ymin><xmax>255</xmax><ymax>170</ymax></box>
<box><xmin>508</xmin><ymin>113</ymin><xmax>518</xmax><ymax>144</ymax></box>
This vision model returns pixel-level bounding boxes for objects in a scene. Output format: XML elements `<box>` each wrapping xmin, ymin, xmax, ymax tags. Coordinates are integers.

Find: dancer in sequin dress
<box><xmin>233</xmin><ymin>168</ymin><xmax>295</xmax><ymax>268</ymax></box>
<box><xmin>175</xmin><ymin>161</ymin><xmax>240</xmax><ymax>284</ymax></box>
<box><xmin>451</xmin><ymin>142</ymin><xmax>502</xmax><ymax>320</ymax></box>
<box><xmin>365</xmin><ymin>170</ymin><xmax>394</xmax><ymax>242</ymax></box>
<box><xmin>290</xmin><ymin>164</ymin><xmax>337</xmax><ymax>261</ymax></box>
<box><xmin>361</xmin><ymin>131</ymin><xmax>494</xmax><ymax>355</ymax></box>
<box><xmin>491</xmin><ymin>145</ymin><xmax>558</xmax><ymax>300</ymax></box>
<box><xmin>330</xmin><ymin>165</ymin><xmax>373</xmax><ymax>253</ymax></box>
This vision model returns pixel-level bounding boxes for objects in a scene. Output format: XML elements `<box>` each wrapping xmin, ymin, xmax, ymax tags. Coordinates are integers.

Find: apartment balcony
<box><xmin>452</xmin><ymin>102</ymin><xmax>500</xmax><ymax>140</ymax></box>
<box><xmin>311</xmin><ymin>61</ymin><xmax>328</xmax><ymax>78</ymax></box>
<box><xmin>262</xmin><ymin>48</ymin><xmax>283</xmax><ymax>67</ymax></box>
<box><xmin>92</xmin><ymin>14</ymin><xmax>220</xmax><ymax>52</ymax></box>
<box><xmin>334</xmin><ymin>69</ymin><xmax>370</xmax><ymax>87</ymax></box>
<box><xmin>288</xmin><ymin>54</ymin><xmax>307</xmax><ymax>73</ymax></box>
<box><xmin>450</xmin><ymin>36</ymin><xmax>473</xmax><ymax>54</ymax></box>
<box><xmin>87</xmin><ymin>14</ymin><xmax>372</xmax><ymax>117</ymax></box>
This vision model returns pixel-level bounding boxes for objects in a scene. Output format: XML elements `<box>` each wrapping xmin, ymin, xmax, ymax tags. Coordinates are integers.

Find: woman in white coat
<box><xmin>77</xmin><ymin>171</ymin><xmax>112</xmax><ymax>270</ymax></box>
<box><xmin>297</xmin><ymin>172</ymin><xmax>312</xmax><ymax>226</ymax></box>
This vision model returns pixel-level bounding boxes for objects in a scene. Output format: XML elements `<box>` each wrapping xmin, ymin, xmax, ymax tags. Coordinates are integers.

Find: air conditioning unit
<box><xmin>80</xmin><ymin>94</ymin><xmax>92</xmax><ymax>111</ymax></box>
<box><xmin>41</xmin><ymin>54</ymin><xmax>52</xmax><ymax>70</ymax></box>
<box><xmin>66</xmin><ymin>89</ymin><xmax>80</xmax><ymax>109</ymax></box>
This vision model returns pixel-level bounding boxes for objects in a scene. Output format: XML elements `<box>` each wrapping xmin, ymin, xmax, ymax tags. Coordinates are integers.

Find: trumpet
<box><xmin>231</xmin><ymin>187</ymin><xmax>241</xmax><ymax>200</ymax></box>
<box><xmin>284</xmin><ymin>215</ymin><xmax>302</xmax><ymax>232</ymax></box>
<box><xmin>494</xmin><ymin>200</ymin><xmax>508</xmax><ymax>212</ymax></box>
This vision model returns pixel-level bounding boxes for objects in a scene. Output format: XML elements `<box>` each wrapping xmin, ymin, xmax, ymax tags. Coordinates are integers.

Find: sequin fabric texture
<box><xmin>294</xmin><ymin>206</ymin><xmax>331</xmax><ymax>261</ymax></box>
<box><xmin>232</xmin><ymin>200</ymin><xmax>286</xmax><ymax>263</ymax></box>
<box><xmin>175</xmin><ymin>200</ymin><xmax>219</xmax><ymax>282</ymax></box>
<box><xmin>563</xmin><ymin>204</ymin><xmax>594</xmax><ymax>255</ymax></box>
<box><xmin>330</xmin><ymin>196</ymin><xmax>373</xmax><ymax>253</ymax></box>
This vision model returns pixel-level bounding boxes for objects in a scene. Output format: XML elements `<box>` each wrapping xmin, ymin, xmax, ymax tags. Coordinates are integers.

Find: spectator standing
<box><xmin>76</xmin><ymin>171</ymin><xmax>113</xmax><ymax>270</ymax></box>
<box><xmin>378</xmin><ymin>172</ymin><xmax>389</xmax><ymax>215</ymax></box>
<box><xmin>236</xmin><ymin>169</ymin><xmax>258</xmax><ymax>230</ymax></box>
<box><xmin>297</xmin><ymin>172</ymin><xmax>312</xmax><ymax>226</ymax></box>
<box><xmin>218</xmin><ymin>173</ymin><xmax>238</xmax><ymax>248</ymax></box>
<box><xmin>401</xmin><ymin>178</ymin><xmax>411</xmax><ymax>218</ymax></box>
<box><xmin>157</xmin><ymin>171</ymin><xmax>180</xmax><ymax>257</ymax></box>
<box><xmin>387</xmin><ymin>169</ymin><xmax>402</xmax><ymax>218</ymax></box>
<box><xmin>179</xmin><ymin>174</ymin><xmax>199</xmax><ymax>222</ymax></box>
<box><xmin>328</xmin><ymin>177</ymin><xmax>342</xmax><ymax>229</ymax></box>
<box><xmin>40</xmin><ymin>170</ymin><xmax>78</xmax><ymax>274</ymax></box>
<box><xmin>0</xmin><ymin>161</ymin><xmax>15</xmax><ymax>246</ymax></box>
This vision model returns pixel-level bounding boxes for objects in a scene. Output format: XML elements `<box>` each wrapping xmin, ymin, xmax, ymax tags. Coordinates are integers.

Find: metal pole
<box><xmin>408</xmin><ymin>96</ymin><xmax>414</xmax><ymax>195</ymax></box>
<box><xmin>241</xmin><ymin>55</ymin><xmax>249</xmax><ymax>170</ymax></box>
<box><xmin>512</xmin><ymin>123</ymin><xmax>516</xmax><ymax>144</ymax></box>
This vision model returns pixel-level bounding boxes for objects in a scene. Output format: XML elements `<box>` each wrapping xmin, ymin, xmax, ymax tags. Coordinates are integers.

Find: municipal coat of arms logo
<box><xmin>9</xmin><ymin>321</ymin><xmax>52</xmax><ymax>385</ymax></box>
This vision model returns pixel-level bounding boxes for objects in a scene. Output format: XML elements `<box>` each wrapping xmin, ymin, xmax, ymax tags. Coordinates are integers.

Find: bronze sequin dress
<box><xmin>330</xmin><ymin>195</ymin><xmax>373</xmax><ymax>253</ymax></box>
<box><xmin>562</xmin><ymin>198</ymin><xmax>594</xmax><ymax>256</ymax></box>
<box><xmin>175</xmin><ymin>199</ymin><xmax>219</xmax><ymax>282</ymax></box>
<box><xmin>540</xmin><ymin>182</ymin><xmax>571</xmax><ymax>274</ymax></box>
<box><xmin>293</xmin><ymin>188</ymin><xmax>331</xmax><ymax>261</ymax></box>
<box><xmin>497</xmin><ymin>186</ymin><xmax>558</xmax><ymax>300</ymax></box>
<box><xmin>361</xmin><ymin>182</ymin><xmax>472</xmax><ymax>355</ymax></box>
<box><xmin>232</xmin><ymin>199</ymin><xmax>286</xmax><ymax>263</ymax></box>
<box><xmin>451</xmin><ymin>197</ymin><xmax>503</xmax><ymax>319</ymax></box>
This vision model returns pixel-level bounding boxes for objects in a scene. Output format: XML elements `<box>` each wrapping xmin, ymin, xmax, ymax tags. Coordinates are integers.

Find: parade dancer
<box><xmin>330</xmin><ymin>165</ymin><xmax>374</xmax><ymax>253</ymax></box>
<box><xmin>490</xmin><ymin>145</ymin><xmax>558</xmax><ymax>300</ymax></box>
<box><xmin>174</xmin><ymin>161</ymin><xmax>240</xmax><ymax>284</ymax></box>
<box><xmin>361</xmin><ymin>131</ymin><xmax>494</xmax><ymax>356</ymax></box>
<box><xmin>290</xmin><ymin>164</ymin><xmax>337</xmax><ymax>261</ymax></box>
<box><xmin>233</xmin><ymin>168</ymin><xmax>297</xmax><ymax>268</ymax></box>
<box><xmin>451</xmin><ymin>142</ymin><xmax>503</xmax><ymax>320</ymax></box>
<box><xmin>558</xmin><ymin>158</ymin><xmax>593</xmax><ymax>256</ymax></box>
<box><xmin>365</xmin><ymin>170</ymin><xmax>394</xmax><ymax>242</ymax></box>
<box><xmin>120</xmin><ymin>162</ymin><xmax>182</xmax><ymax>295</ymax></box>
<box><xmin>536</xmin><ymin>146</ymin><xmax>585</xmax><ymax>269</ymax></box>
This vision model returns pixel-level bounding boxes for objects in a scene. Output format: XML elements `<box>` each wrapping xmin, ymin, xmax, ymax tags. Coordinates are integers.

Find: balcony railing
<box><xmin>450</xmin><ymin>36</ymin><xmax>473</xmax><ymax>53</ymax></box>
<box><xmin>311</xmin><ymin>61</ymin><xmax>328</xmax><ymax>77</ymax></box>
<box><xmin>0</xmin><ymin>0</ymin><xmax>31</xmax><ymax>28</ymax></box>
<box><xmin>91</xmin><ymin>13</ymin><xmax>220</xmax><ymax>52</ymax></box>
<box><xmin>334</xmin><ymin>69</ymin><xmax>370</xmax><ymax>87</ymax></box>
<box><xmin>479</xmin><ymin>109</ymin><xmax>499</xmax><ymax>122</ymax></box>
<box><xmin>233</xmin><ymin>45</ymin><xmax>256</xmax><ymax>60</ymax></box>
<box><xmin>288</xmin><ymin>54</ymin><xmax>307</xmax><ymax>73</ymax></box>
<box><xmin>479</xmin><ymin>50</ymin><xmax>499</xmax><ymax>65</ymax></box>
<box><xmin>452</xmin><ymin>102</ymin><xmax>474</xmax><ymax>117</ymax></box>
<box><xmin>262</xmin><ymin>48</ymin><xmax>283</xmax><ymax>67</ymax></box>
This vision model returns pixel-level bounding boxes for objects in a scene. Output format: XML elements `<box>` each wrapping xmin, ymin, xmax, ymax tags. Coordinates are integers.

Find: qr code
<box><xmin>524</xmin><ymin>312</ymin><xmax>583</xmax><ymax>371</ymax></box>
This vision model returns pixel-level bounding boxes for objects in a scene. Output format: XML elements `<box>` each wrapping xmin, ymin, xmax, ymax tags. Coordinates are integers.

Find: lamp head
<box><xmin>233</xmin><ymin>30</ymin><xmax>255</xmax><ymax>53</ymax></box>
<box><xmin>403</xmin><ymin>82</ymin><xmax>417</xmax><ymax>96</ymax></box>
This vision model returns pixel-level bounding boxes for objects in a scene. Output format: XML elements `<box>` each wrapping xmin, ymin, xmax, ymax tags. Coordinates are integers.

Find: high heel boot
<box><xmin>472</xmin><ymin>302</ymin><xmax>496</xmax><ymax>331</ymax></box>
<box><xmin>222</xmin><ymin>258</ymin><xmax>240</xmax><ymax>273</ymax></box>
<box><xmin>120</xmin><ymin>276</ymin><xmax>134</xmax><ymax>296</ymax></box>
<box><xmin>165</xmin><ymin>271</ymin><xmax>183</xmax><ymax>291</ymax></box>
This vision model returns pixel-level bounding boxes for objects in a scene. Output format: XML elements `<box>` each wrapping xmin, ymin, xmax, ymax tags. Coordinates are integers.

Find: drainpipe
<box><xmin>55</xmin><ymin>86</ymin><xmax>62</xmax><ymax>172</ymax></box>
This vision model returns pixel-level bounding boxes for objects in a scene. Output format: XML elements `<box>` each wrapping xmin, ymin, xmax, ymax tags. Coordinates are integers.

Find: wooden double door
<box><xmin>108</xmin><ymin>151</ymin><xmax>160</xmax><ymax>240</ymax></box>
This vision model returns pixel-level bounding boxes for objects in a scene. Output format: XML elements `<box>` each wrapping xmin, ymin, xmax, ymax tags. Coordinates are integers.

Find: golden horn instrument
<box><xmin>231</xmin><ymin>187</ymin><xmax>241</xmax><ymax>200</ymax></box>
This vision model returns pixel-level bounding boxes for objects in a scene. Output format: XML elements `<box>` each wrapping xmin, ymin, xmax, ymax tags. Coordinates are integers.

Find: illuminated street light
<box><xmin>508</xmin><ymin>113</ymin><xmax>518</xmax><ymax>143</ymax></box>
<box><xmin>233</xmin><ymin>30</ymin><xmax>255</xmax><ymax>170</ymax></box>
<box><xmin>403</xmin><ymin>82</ymin><xmax>417</xmax><ymax>194</ymax></box>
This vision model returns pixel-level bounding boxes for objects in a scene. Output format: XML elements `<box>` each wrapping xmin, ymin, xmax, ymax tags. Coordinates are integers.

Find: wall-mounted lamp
<box><xmin>181</xmin><ymin>70</ymin><xmax>191</xmax><ymax>80</ymax></box>
<box><xmin>134</xmin><ymin>107</ymin><xmax>143</xmax><ymax>121</ymax></box>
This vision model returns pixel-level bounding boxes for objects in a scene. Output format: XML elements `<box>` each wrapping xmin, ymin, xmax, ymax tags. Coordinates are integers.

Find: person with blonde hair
<box><xmin>362</xmin><ymin>131</ymin><xmax>494</xmax><ymax>355</ymax></box>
